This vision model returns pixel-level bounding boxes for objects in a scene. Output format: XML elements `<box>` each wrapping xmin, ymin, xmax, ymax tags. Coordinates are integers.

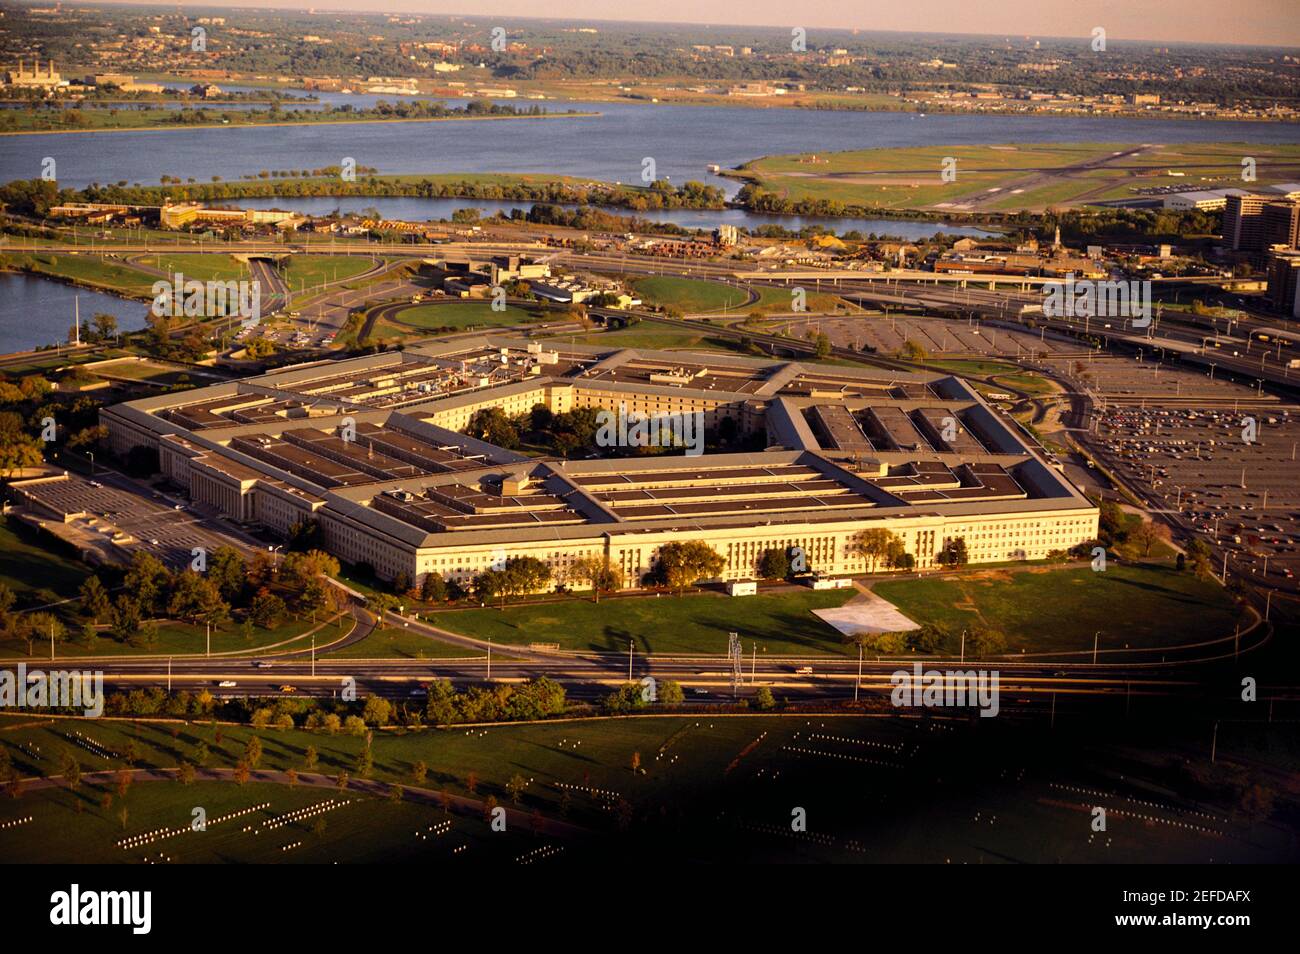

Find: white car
<box><xmin>217</xmin><ymin>680</ymin><xmax>237</xmax><ymax>688</ymax></box>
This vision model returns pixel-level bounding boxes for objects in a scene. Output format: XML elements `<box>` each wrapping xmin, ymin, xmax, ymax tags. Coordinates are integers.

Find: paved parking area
<box><xmin>15</xmin><ymin>473</ymin><xmax>249</xmax><ymax>570</ymax></box>
<box><xmin>775</xmin><ymin>314</ymin><xmax>1081</xmax><ymax>359</ymax></box>
<box><xmin>1092</xmin><ymin>403</ymin><xmax>1300</xmax><ymax>584</ymax></box>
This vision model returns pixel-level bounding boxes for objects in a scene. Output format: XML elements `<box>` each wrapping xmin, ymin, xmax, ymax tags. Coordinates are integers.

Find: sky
<box><xmin>85</xmin><ymin>0</ymin><xmax>1300</xmax><ymax>46</ymax></box>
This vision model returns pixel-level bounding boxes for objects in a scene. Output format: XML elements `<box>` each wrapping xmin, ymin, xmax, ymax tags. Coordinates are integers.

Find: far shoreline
<box><xmin>0</xmin><ymin>110</ymin><xmax>601</xmax><ymax>138</ymax></box>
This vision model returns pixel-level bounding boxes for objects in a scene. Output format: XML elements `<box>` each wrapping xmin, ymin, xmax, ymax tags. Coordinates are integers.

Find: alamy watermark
<box><xmin>890</xmin><ymin>663</ymin><xmax>1000</xmax><ymax>717</ymax></box>
<box><xmin>595</xmin><ymin>404</ymin><xmax>704</xmax><ymax>457</ymax></box>
<box><xmin>152</xmin><ymin>272</ymin><xmax>262</xmax><ymax>328</ymax></box>
<box><xmin>1042</xmin><ymin>273</ymin><xmax>1151</xmax><ymax>328</ymax></box>
<box><xmin>1</xmin><ymin>664</ymin><xmax>104</xmax><ymax>717</ymax></box>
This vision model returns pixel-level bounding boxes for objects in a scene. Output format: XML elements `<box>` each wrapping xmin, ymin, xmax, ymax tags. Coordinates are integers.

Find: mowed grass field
<box><xmin>434</xmin><ymin>589</ymin><xmax>857</xmax><ymax>655</ymax></box>
<box><xmin>738</xmin><ymin>141</ymin><xmax>1300</xmax><ymax>212</ymax></box>
<box><xmin>0</xmin><ymin>611</ymin><xmax>351</xmax><ymax>660</ymax></box>
<box><xmin>328</xmin><ymin>625</ymin><xmax>481</xmax><ymax>659</ymax></box>
<box><xmin>0</xmin><ymin>781</ymin><xmax>528</xmax><ymax>864</ymax></box>
<box><xmin>1</xmin><ymin>712</ymin><xmax>1292</xmax><ymax>863</ymax></box>
<box><xmin>0</xmin><ymin>519</ymin><xmax>90</xmax><ymax>607</ymax></box>
<box><xmin>138</xmin><ymin>253</ymin><xmax>249</xmax><ymax>283</ymax></box>
<box><xmin>385</xmin><ymin>301</ymin><xmax>548</xmax><ymax>331</ymax></box>
<box><xmin>282</xmin><ymin>254</ymin><xmax>376</xmax><ymax>291</ymax></box>
<box><xmin>0</xmin><ymin>252</ymin><xmax>158</xmax><ymax>298</ymax></box>
<box><xmin>873</xmin><ymin>563</ymin><xmax>1242</xmax><ymax>655</ymax></box>
<box><xmin>632</xmin><ymin>276</ymin><xmax>751</xmax><ymax>313</ymax></box>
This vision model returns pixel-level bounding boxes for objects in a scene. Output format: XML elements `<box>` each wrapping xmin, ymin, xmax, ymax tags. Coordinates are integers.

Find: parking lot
<box><xmin>13</xmin><ymin>472</ymin><xmax>251</xmax><ymax>570</ymax></box>
<box><xmin>772</xmin><ymin>314</ymin><xmax>1083</xmax><ymax>359</ymax></box>
<box><xmin>1091</xmin><ymin>402</ymin><xmax>1300</xmax><ymax>585</ymax></box>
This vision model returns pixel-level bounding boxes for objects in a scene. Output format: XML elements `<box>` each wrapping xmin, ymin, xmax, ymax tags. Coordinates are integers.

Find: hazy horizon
<box><xmin>58</xmin><ymin>0</ymin><xmax>1300</xmax><ymax>47</ymax></box>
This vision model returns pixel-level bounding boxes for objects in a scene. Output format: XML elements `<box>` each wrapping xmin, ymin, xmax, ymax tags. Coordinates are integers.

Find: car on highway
<box><xmin>279</xmin><ymin>685</ymin><xmax>297</xmax><ymax>693</ymax></box>
<box><xmin>252</xmin><ymin>660</ymin><xmax>271</xmax><ymax>669</ymax></box>
<box><xmin>217</xmin><ymin>680</ymin><xmax>237</xmax><ymax>688</ymax></box>
<box><xmin>794</xmin><ymin>665</ymin><xmax>814</xmax><ymax>674</ymax></box>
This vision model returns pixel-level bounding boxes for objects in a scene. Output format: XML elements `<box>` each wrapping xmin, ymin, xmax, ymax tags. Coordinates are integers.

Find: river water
<box><xmin>6</xmin><ymin>99</ymin><xmax>1297</xmax><ymax>195</ymax></box>
<box><xmin>0</xmin><ymin>273</ymin><xmax>150</xmax><ymax>354</ymax></box>
<box><xmin>3</xmin><ymin>100</ymin><xmax>1298</xmax><ymax>355</ymax></box>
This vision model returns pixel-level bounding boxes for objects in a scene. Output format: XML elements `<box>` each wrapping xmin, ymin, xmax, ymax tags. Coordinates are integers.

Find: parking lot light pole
<box><xmin>1093</xmin><ymin>630</ymin><xmax>1101</xmax><ymax>665</ymax></box>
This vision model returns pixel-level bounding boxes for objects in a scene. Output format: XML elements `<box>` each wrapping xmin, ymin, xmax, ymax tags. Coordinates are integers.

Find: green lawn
<box><xmin>738</xmin><ymin>141</ymin><xmax>1300</xmax><ymax>212</ymax></box>
<box><xmin>1</xmin><ymin>711</ymin><xmax>1292</xmax><ymax>863</ymax></box>
<box><xmin>384</xmin><ymin>301</ymin><xmax>547</xmax><ymax>332</ymax></box>
<box><xmin>0</xmin><ymin>780</ymin><xmax>527</xmax><ymax>864</ymax></box>
<box><xmin>140</xmin><ymin>253</ymin><xmax>249</xmax><ymax>283</ymax></box>
<box><xmin>0</xmin><ymin>519</ymin><xmax>90</xmax><ymax>607</ymax></box>
<box><xmin>1</xmin><ymin>614</ymin><xmax>351</xmax><ymax>660</ymax></box>
<box><xmin>1</xmin><ymin>252</ymin><xmax>157</xmax><ymax>298</ymax></box>
<box><xmin>632</xmin><ymin>277</ymin><xmax>751</xmax><ymax>314</ymax></box>
<box><xmin>329</xmin><ymin>625</ymin><xmax>481</xmax><ymax>659</ymax></box>
<box><xmin>873</xmin><ymin>564</ymin><xmax>1241</xmax><ymax>655</ymax></box>
<box><xmin>433</xmin><ymin>589</ymin><xmax>857</xmax><ymax>655</ymax></box>
<box><xmin>282</xmin><ymin>255</ymin><xmax>377</xmax><ymax>292</ymax></box>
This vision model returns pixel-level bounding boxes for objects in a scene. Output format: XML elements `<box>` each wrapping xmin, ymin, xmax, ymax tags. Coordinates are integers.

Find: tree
<box><xmin>907</xmin><ymin>622</ymin><xmax>954</xmax><ymax>654</ymax></box>
<box><xmin>506</xmin><ymin>773</ymin><xmax>526</xmax><ymax>804</ymax></box>
<box><xmin>362</xmin><ymin>696</ymin><xmax>392</xmax><ymax>726</ymax></box>
<box><xmin>123</xmin><ymin>551</ymin><xmax>170</xmax><ymax>614</ymax></box>
<box><xmin>758</xmin><ymin>547</ymin><xmax>791</xmax><ymax>581</ymax></box>
<box><xmin>91</xmin><ymin>312</ymin><xmax>118</xmax><ymax>343</ymax></box>
<box><xmin>655</xmin><ymin>541</ymin><xmax>725</xmax><ymax>595</ymax></box>
<box><xmin>938</xmin><ymin>537</ymin><xmax>969</xmax><ymax>567</ymax></box>
<box><xmin>244</xmin><ymin>735</ymin><xmax>263</xmax><ymax>769</ymax></box>
<box><xmin>411</xmin><ymin>760</ymin><xmax>427</xmax><ymax>786</ymax></box>
<box><xmin>0</xmin><ymin>429</ymin><xmax>43</xmax><ymax>479</ymax></box>
<box><xmin>78</xmin><ymin>576</ymin><xmax>111</xmax><ymax>623</ymax></box>
<box><xmin>901</xmin><ymin>339</ymin><xmax>929</xmax><ymax>361</ymax></box>
<box><xmin>570</xmin><ymin>555</ymin><xmax>620</xmax><ymax>602</ymax></box>
<box><xmin>1185</xmin><ymin>537</ymin><xmax>1214</xmax><ymax>580</ymax></box>
<box><xmin>167</xmin><ymin>572</ymin><xmax>229</xmax><ymax>627</ymax></box>
<box><xmin>752</xmin><ymin>686</ymin><xmax>776</xmax><ymax>710</ymax></box>
<box><xmin>1131</xmin><ymin>519</ymin><xmax>1169</xmax><ymax>558</ymax></box>
<box><xmin>658</xmin><ymin>679</ymin><xmax>685</xmax><ymax>705</ymax></box>
<box><xmin>286</xmin><ymin>519</ymin><xmax>325</xmax><ymax>552</ymax></box>
<box><xmin>280</xmin><ymin>549</ymin><xmax>339</xmax><ymax>586</ymax></box>
<box><xmin>420</xmin><ymin>571</ymin><xmax>447</xmax><ymax>602</ymax></box>
<box><xmin>368</xmin><ymin>591</ymin><xmax>398</xmax><ymax>623</ymax></box>
<box><xmin>472</xmin><ymin>568</ymin><xmax>508</xmax><ymax>609</ymax></box>
<box><xmin>465</xmin><ymin>407</ymin><xmax>520</xmax><ymax>449</ymax></box>
<box><xmin>207</xmin><ymin>546</ymin><xmax>247</xmax><ymax>603</ymax></box>
<box><xmin>248</xmin><ymin>589</ymin><xmax>286</xmax><ymax>629</ymax></box>
<box><xmin>59</xmin><ymin>752</ymin><xmax>81</xmax><ymax>790</ymax></box>
<box><xmin>967</xmin><ymin>626</ymin><xmax>1007</xmax><ymax>657</ymax></box>
<box><xmin>503</xmin><ymin>556</ymin><xmax>550</xmax><ymax>601</ymax></box>
<box><xmin>26</xmin><ymin>612</ymin><xmax>65</xmax><ymax>654</ymax></box>
<box><xmin>846</xmin><ymin>630</ymin><xmax>907</xmax><ymax>654</ymax></box>
<box><xmin>177</xmin><ymin>762</ymin><xmax>196</xmax><ymax>785</ymax></box>
<box><xmin>815</xmin><ymin>332</ymin><xmax>832</xmax><ymax>359</ymax></box>
<box><xmin>296</xmin><ymin>578</ymin><xmax>331</xmax><ymax>621</ymax></box>
<box><xmin>854</xmin><ymin>528</ymin><xmax>902</xmax><ymax>573</ymax></box>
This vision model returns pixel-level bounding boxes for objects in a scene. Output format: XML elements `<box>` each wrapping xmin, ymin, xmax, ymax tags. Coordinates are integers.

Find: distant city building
<box><xmin>1162</xmin><ymin>189</ymin><xmax>1248</xmax><ymax>211</ymax></box>
<box><xmin>4</xmin><ymin>59</ymin><xmax>61</xmax><ymax>87</ymax></box>
<box><xmin>1263</xmin><ymin>200</ymin><xmax>1300</xmax><ymax>249</ymax></box>
<box><xmin>1266</xmin><ymin>248</ymin><xmax>1300</xmax><ymax>316</ymax></box>
<box><xmin>1224</xmin><ymin>193</ymin><xmax>1275</xmax><ymax>251</ymax></box>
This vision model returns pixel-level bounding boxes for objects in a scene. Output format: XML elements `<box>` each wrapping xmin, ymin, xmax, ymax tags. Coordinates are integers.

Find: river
<box><xmin>0</xmin><ymin>273</ymin><xmax>150</xmax><ymax>354</ymax></box>
<box><xmin>5</xmin><ymin>100</ymin><xmax>1297</xmax><ymax>196</ymax></box>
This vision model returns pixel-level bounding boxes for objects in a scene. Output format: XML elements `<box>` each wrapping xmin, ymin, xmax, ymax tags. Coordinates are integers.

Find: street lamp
<box><xmin>1093</xmin><ymin>630</ymin><xmax>1101</xmax><ymax>665</ymax></box>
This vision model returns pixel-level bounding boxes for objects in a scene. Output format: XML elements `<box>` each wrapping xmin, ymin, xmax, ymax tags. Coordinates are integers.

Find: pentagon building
<box><xmin>102</xmin><ymin>337</ymin><xmax>1099</xmax><ymax>589</ymax></box>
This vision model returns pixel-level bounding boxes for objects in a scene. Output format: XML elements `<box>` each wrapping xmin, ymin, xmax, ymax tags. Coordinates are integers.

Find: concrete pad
<box><xmin>813</xmin><ymin>590</ymin><xmax>918</xmax><ymax>636</ymax></box>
